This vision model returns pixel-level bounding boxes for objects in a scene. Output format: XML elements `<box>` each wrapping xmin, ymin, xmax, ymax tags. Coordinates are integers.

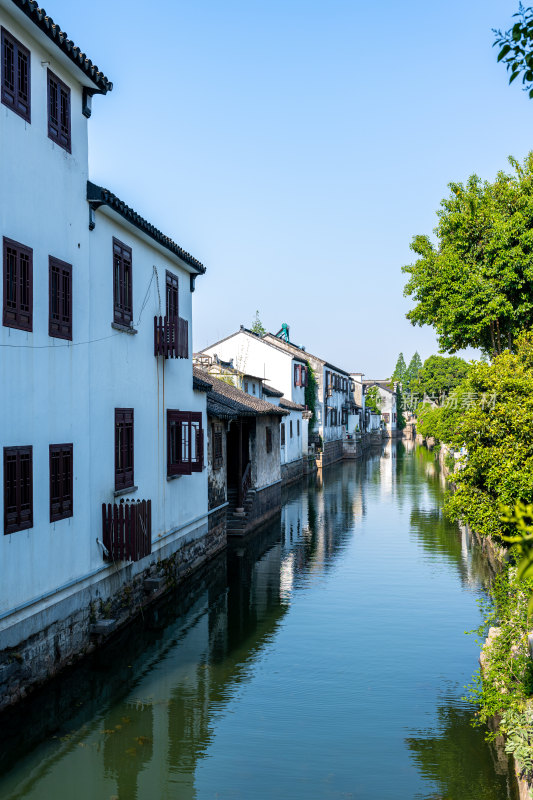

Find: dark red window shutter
<box><xmin>1</xmin><ymin>28</ymin><xmax>30</xmax><ymax>122</ymax></box>
<box><xmin>166</xmin><ymin>271</ymin><xmax>179</xmax><ymax>319</ymax></box>
<box><xmin>3</xmin><ymin>237</ymin><xmax>32</xmax><ymax>332</ymax></box>
<box><xmin>168</xmin><ymin>410</ymin><xmax>191</xmax><ymax>476</ymax></box>
<box><xmin>49</xmin><ymin>257</ymin><xmax>72</xmax><ymax>340</ymax></box>
<box><xmin>115</xmin><ymin>409</ymin><xmax>134</xmax><ymax>490</ymax></box>
<box><xmin>190</xmin><ymin>412</ymin><xmax>203</xmax><ymax>472</ymax></box>
<box><xmin>47</xmin><ymin>69</ymin><xmax>71</xmax><ymax>152</ymax></box>
<box><xmin>266</xmin><ymin>426</ymin><xmax>273</xmax><ymax>453</ymax></box>
<box><xmin>50</xmin><ymin>444</ymin><xmax>73</xmax><ymax>521</ymax></box>
<box><xmin>4</xmin><ymin>446</ymin><xmax>32</xmax><ymax>534</ymax></box>
<box><xmin>113</xmin><ymin>238</ymin><xmax>133</xmax><ymax>325</ymax></box>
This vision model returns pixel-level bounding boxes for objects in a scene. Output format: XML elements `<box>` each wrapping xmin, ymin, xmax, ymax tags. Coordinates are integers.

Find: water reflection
<box><xmin>0</xmin><ymin>443</ymin><xmax>517</xmax><ymax>799</ymax></box>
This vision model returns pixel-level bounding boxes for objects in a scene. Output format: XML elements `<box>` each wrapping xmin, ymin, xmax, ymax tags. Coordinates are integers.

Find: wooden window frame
<box><xmin>47</xmin><ymin>68</ymin><xmax>71</xmax><ymax>152</ymax></box>
<box><xmin>212</xmin><ymin>424</ymin><xmax>223</xmax><ymax>470</ymax></box>
<box><xmin>265</xmin><ymin>426</ymin><xmax>273</xmax><ymax>454</ymax></box>
<box><xmin>115</xmin><ymin>409</ymin><xmax>134</xmax><ymax>491</ymax></box>
<box><xmin>167</xmin><ymin>410</ymin><xmax>203</xmax><ymax>476</ymax></box>
<box><xmin>113</xmin><ymin>238</ymin><xmax>133</xmax><ymax>326</ymax></box>
<box><xmin>280</xmin><ymin>422</ymin><xmax>285</xmax><ymax>447</ymax></box>
<box><xmin>49</xmin><ymin>443</ymin><xmax>73</xmax><ymax>522</ymax></box>
<box><xmin>166</xmin><ymin>270</ymin><xmax>179</xmax><ymax>319</ymax></box>
<box><xmin>1</xmin><ymin>27</ymin><xmax>30</xmax><ymax>122</ymax></box>
<box><xmin>290</xmin><ymin>420</ymin><xmax>293</xmax><ymax>438</ymax></box>
<box><xmin>297</xmin><ymin>419</ymin><xmax>300</xmax><ymax>436</ymax></box>
<box><xmin>49</xmin><ymin>256</ymin><xmax>72</xmax><ymax>340</ymax></box>
<box><xmin>3</xmin><ymin>236</ymin><xmax>32</xmax><ymax>331</ymax></box>
<box><xmin>3</xmin><ymin>446</ymin><xmax>32</xmax><ymax>534</ymax></box>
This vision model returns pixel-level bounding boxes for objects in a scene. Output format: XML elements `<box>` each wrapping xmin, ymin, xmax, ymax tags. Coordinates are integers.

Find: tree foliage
<box><xmin>494</xmin><ymin>4</ymin><xmax>533</xmax><ymax>99</ymax></box>
<box><xmin>403</xmin><ymin>153</ymin><xmax>533</xmax><ymax>356</ymax></box>
<box><xmin>419</xmin><ymin>332</ymin><xmax>533</xmax><ymax>540</ymax></box>
<box><xmin>391</xmin><ymin>353</ymin><xmax>407</xmax><ymax>384</ymax></box>
<box><xmin>405</xmin><ymin>352</ymin><xmax>422</xmax><ymax>393</ymax></box>
<box><xmin>414</xmin><ymin>355</ymin><xmax>469</xmax><ymax>401</ymax></box>
<box><xmin>365</xmin><ymin>385</ymin><xmax>381</xmax><ymax>413</ymax></box>
<box><xmin>250</xmin><ymin>310</ymin><xmax>266</xmax><ymax>336</ymax></box>
<box><xmin>395</xmin><ymin>385</ymin><xmax>406</xmax><ymax>429</ymax></box>
<box><xmin>304</xmin><ymin>361</ymin><xmax>318</xmax><ymax>430</ymax></box>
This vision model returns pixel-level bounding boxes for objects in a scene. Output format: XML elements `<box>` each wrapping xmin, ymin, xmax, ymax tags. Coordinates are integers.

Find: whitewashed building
<box><xmin>200</xmin><ymin>327</ymin><xmax>310</xmax><ymax>482</ymax></box>
<box><xmin>362</xmin><ymin>380</ymin><xmax>398</xmax><ymax>437</ymax></box>
<box><xmin>0</xmin><ymin>0</ymin><xmax>215</xmax><ymax>706</ymax></box>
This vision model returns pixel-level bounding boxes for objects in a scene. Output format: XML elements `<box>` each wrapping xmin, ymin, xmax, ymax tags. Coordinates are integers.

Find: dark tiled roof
<box><xmin>11</xmin><ymin>0</ymin><xmax>112</xmax><ymax>93</ymax></box>
<box><xmin>194</xmin><ymin>368</ymin><xmax>288</xmax><ymax>418</ymax></box>
<box><xmin>193</xmin><ymin>373</ymin><xmax>212</xmax><ymax>392</ymax></box>
<box><xmin>87</xmin><ymin>182</ymin><xmax>206</xmax><ymax>274</ymax></box>
<box><xmin>262</xmin><ymin>384</ymin><xmax>284</xmax><ymax>398</ymax></box>
<box><xmin>280</xmin><ymin>398</ymin><xmax>305</xmax><ymax>411</ymax></box>
<box><xmin>363</xmin><ymin>380</ymin><xmax>394</xmax><ymax>393</ymax></box>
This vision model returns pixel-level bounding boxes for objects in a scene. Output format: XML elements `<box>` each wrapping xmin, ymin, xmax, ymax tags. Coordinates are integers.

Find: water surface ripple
<box><xmin>0</xmin><ymin>442</ymin><xmax>518</xmax><ymax>799</ymax></box>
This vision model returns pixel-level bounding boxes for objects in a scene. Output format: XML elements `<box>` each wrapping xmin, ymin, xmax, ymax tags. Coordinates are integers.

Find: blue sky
<box><xmin>49</xmin><ymin>0</ymin><xmax>531</xmax><ymax>375</ymax></box>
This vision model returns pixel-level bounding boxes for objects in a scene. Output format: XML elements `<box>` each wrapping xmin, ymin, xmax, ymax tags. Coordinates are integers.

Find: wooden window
<box><xmin>3</xmin><ymin>237</ymin><xmax>32</xmax><ymax>331</ymax></box>
<box><xmin>280</xmin><ymin>423</ymin><xmax>285</xmax><ymax>447</ymax></box>
<box><xmin>294</xmin><ymin>364</ymin><xmax>300</xmax><ymax>386</ymax></box>
<box><xmin>341</xmin><ymin>409</ymin><xmax>348</xmax><ymax>426</ymax></box>
<box><xmin>4</xmin><ymin>446</ymin><xmax>32</xmax><ymax>534</ymax></box>
<box><xmin>212</xmin><ymin>424</ymin><xmax>223</xmax><ymax>469</ymax></box>
<box><xmin>244</xmin><ymin>381</ymin><xmax>249</xmax><ymax>393</ymax></box>
<box><xmin>49</xmin><ymin>257</ymin><xmax>72</xmax><ymax>340</ymax></box>
<box><xmin>265</xmin><ymin>426</ymin><xmax>273</xmax><ymax>454</ymax></box>
<box><xmin>297</xmin><ymin>419</ymin><xmax>300</xmax><ymax>436</ymax></box>
<box><xmin>290</xmin><ymin>420</ymin><xmax>293</xmax><ymax>438</ymax></box>
<box><xmin>301</xmin><ymin>367</ymin><xmax>307</xmax><ymax>388</ymax></box>
<box><xmin>113</xmin><ymin>238</ymin><xmax>133</xmax><ymax>325</ymax></box>
<box><xmin>50</xmin><ymin>444</ymin><xmax>73</xmax><ymax>521</ymax></box>
<box><xmin>166</xmin><ymin>270</ymin><xmax>179</xmax><ymax>319</ymax></box>
<box><xmin>1</xmin><ymin>28</ymin><xmax>30</xmax><ymax>122</ymax></box>
<box><xmin>47</xmin><ymin>69</ymin><xmax>71</xmax><ymax>152</ymax></box>
<box><xmin>168</xmin><ymin>410</ymin><xmax>203</xmax><ymax>476</ymax></box>
<box><xmin>115</xmin><ymin>409</ymin><xmax>134</xmax><ymax>491</ymax></box>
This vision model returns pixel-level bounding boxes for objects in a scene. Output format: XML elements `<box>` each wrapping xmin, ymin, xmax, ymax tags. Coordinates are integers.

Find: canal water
<box><xmin>0</xmin><ymin>442</ymin><xmax>518</xmax><ymax>799</ymax></box>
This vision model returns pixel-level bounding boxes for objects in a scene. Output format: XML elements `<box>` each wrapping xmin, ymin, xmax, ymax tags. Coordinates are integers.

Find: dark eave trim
<box><xmin>10</xmin><ymin>0</ymin><xmax>112</xmax><ymax>93</ymax></box>
<box><xmin>87</xmin><ymin>182</ymin><xmax>206</xmax><ymax>274</ymax></box>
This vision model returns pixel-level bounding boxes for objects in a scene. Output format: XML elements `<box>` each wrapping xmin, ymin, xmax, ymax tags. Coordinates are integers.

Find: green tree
<box><xmin>494</xmin><ymin>4</ymin><xmax>533</xmax><ymax>99</ymax></box>
<box><xmin>435</xmin><ymin>332</ymin><xmax>533</xmax><ymax>541</ymax></box>
<box><xmin>250</xmin><ymin>310</ymin><xmax>266</xmax><ymax>336</ymax></box>
<box><xmin>391</xmin><ymin>353</ymin><xmax>407</xmax><ymax>384</ymax></box>
<box><xmin>405</xmin><ymin>351</ymin><xmax>422</xmax><ymax>393</ymax></box>
<box><xmin>395</xmin><ymin>384</ymin><xmax>406</xmax><ymax>429</ymax></box>
<box><xmin>415</xmin><ymin>355</ymin><xmax>469</xmax><ymax>401</ymax></box>
<box><xmin>403</xmin><ymin>153</ymin><xmax>533</xmax><ymax>356</ymax></box>
<box><xmin>304</xmin><ymin>362</ymin><xmax>318</xmax><ymax>430</ymax></box>
<box><xmin>365</xmin><ymin>385</ymin><xmax>381</xmax><ymax>413</ymax></box>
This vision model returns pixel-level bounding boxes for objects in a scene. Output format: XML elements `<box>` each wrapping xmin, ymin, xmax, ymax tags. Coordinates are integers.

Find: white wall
<box><xmin>0</xmin><ymin>3</ymin><xmax>208</xmax><ymax>622</ymax></box>
<box><xmin>280</xmin><ymin>409</ymin><xmax>303</xmax><ymax>465</ymax></box>
<box><xmin>0</xmin><ymin>4</ymin><xmax>92</xmax><ymax>613</ymax></box>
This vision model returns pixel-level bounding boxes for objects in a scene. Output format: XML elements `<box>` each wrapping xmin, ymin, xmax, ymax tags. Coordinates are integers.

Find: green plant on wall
<box><xmin>305</xmin><ymin>361</ymin><xmax>318</xmax><ymax>430</ymax></box>
<box><xmin>365</xmin><ymin>385</ymin><xmax>381</xmax><ymax>413</ymax></box>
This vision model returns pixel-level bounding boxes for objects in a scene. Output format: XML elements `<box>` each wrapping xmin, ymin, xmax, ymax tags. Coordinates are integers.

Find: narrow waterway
<box><xmin>0</xmin><ymin>442</ymin><xmax>518</xmax><ymax>799</ymax></box>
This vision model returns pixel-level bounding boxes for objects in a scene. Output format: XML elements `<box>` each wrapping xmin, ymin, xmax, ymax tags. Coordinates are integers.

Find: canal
<box><xmin>0</xmin><ymin>442</ymin><xmax>518</xmax><ymax>799</ymax></box>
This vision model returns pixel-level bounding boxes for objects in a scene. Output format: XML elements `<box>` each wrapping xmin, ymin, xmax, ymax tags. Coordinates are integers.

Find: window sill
<box><xmin>111</xmin><ymin>322</ymin><xmax>138</xmax><ymax>335</ymax></box>
<box><xmin>114</xmin><ymin>485</ymin><xmax>138</xmax><ymax>497</ymax></box>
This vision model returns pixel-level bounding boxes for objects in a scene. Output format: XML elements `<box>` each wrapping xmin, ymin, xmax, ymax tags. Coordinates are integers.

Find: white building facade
<box><xmin>0</xmin><ymin>0</ymin><xmax>216</xmax><ymax>704</ymax></box>
<box><xmin>200</xmin><ymin>328</ymin><xmax>309</xmax><ymax>483</ymax></box>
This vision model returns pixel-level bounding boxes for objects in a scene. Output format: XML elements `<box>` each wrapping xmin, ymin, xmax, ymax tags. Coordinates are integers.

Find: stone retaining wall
<box><xmin>0</xmin><ymin>521</ymin><xmax>226</xmax><ymax>713</ymax></box>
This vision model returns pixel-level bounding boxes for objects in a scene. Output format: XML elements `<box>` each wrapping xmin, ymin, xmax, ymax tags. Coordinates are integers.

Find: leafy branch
<box><xmin>494</xmin><ymin>4</ymin><xmax>533</xmax><ymax>98</ymax></box>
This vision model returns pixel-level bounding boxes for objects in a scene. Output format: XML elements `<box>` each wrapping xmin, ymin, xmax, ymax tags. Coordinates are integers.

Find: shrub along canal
<box><xmin>0</xmin><ymin>442</ymin><xmax>519</xmax><ymax>799</ymax></box>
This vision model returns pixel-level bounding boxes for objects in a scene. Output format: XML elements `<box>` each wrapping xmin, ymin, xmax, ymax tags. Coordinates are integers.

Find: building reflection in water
<box><xmin>0</xmin><ymin>442</ymin><xmax>509</xmax><ymax>800</ymax></box>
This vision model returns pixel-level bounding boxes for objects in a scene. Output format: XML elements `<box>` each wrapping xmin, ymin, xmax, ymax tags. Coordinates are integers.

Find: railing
<box><xmin>241</xmin><ymin>462</ymin><xmax>252</xmax><ymax>503</ymax></box>
<box><xmin>102</xmin><ymin>499</ymin><xmax>152</xmax><ymax>562</ymax></box>
<box><xmin>154</xmin><ymin>316</ymin><xmax>188</xmax><ymax>359</ymax></box>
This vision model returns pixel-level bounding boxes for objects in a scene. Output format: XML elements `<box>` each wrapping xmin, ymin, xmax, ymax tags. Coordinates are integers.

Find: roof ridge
<box><xmin>11</xmin><ymin>0</ymin><xmax>112</xmax><ymax>93</ymax></box>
